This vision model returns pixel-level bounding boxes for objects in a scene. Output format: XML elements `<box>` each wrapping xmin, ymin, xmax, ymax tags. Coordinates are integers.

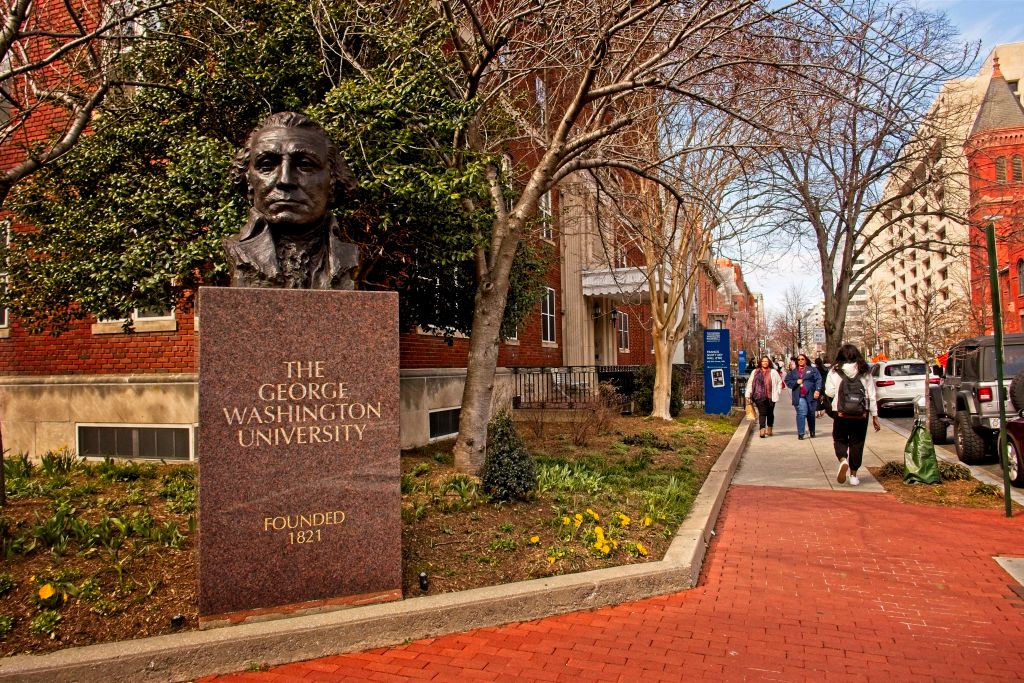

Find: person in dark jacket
<box><xmin>785</xmin><ymin>353</ymin><xmax>822</xmax><ymax>439</ymax></box>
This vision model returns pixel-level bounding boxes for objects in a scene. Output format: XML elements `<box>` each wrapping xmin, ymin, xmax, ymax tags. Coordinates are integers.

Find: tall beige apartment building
<box><xmin>853</xmin><ymin>43</ymin><xmax>1024</xmax><ymax>358</ymax></box>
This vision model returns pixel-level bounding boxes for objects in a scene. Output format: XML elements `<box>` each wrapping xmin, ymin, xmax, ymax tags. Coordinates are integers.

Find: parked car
<box><xmin>929</xmin><ymin>333</ymin><xmax>1024</xmax><ymax>464</ymax></box>
<box><xmin>999</xmin><ymin>370</ymin><xmax>1024</xmax><ymax>488</ymax></box>
<box><xmin>870</xmin><ymin>359</ymin><xmax>933</xmax><ymax>414</ymax></box>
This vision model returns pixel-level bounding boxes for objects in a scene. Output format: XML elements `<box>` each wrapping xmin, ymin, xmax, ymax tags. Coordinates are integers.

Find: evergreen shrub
<box><xmin>481</xmin><ymin>411</ymin><xmax>537</xmax><ymax>502</ymax></box>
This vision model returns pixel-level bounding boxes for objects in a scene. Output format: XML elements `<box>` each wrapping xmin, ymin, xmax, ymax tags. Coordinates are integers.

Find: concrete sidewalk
<box><xmin>734</xmin><ymin>399</ymin><xmax>904</xmax><ymax>492</ymax></box>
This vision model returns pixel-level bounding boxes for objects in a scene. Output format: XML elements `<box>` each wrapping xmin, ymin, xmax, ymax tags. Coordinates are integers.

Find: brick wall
<box><xmin>0</xmin><ymin>306</ymin><xmax>197</xmax><ymax>376</ymax></box>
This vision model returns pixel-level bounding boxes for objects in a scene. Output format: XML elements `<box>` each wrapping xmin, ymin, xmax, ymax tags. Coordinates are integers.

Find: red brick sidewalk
<box><xmin>203</xmin><ymin>486</ymin><xmax>1024</xmax><ymax>682</ymax></box>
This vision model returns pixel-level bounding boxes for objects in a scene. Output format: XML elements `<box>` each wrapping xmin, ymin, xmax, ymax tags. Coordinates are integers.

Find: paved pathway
<box><xmin>204</xmin><ymin>403</ymin><xmax>1024</xmax><ymax>682</ymax></box>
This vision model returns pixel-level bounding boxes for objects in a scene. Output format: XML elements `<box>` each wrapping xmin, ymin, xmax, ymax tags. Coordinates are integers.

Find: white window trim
<box><xmin>93</xmin><ymin>307</ymin><xmax>177</xmax><ymax>334</ymax></box>
<box><xmin>541</xmin><ymin>287</ymin><xmax>557</xmax><ymax>346</ymax></box>
<box><xmin>0</xmin><ymin>219</ymin><xmax>9</xmax><ymax>337</ymax></box>
<box><xmin>618</xmin><ymin>313</ymin><xmax>630</xmax><ymax>351</ymax></box>
<box><xmin>539</xmin><ymin>191</ymin><xmax>553</xmax><ymax>242</ymax></box>
<box><xmin>76</xmin><ymin>422</ymin><xmax>194</xmax><ymax>461</ymax></box>
<box><xmin>428</xmin><ymin>406</ymin><xmax>461</xmax><ymax>443</ymax></box>
<box><xmin>505</xmin><ymin>326</ymin><xmax>519</xmax><ymax>345</ymax></box>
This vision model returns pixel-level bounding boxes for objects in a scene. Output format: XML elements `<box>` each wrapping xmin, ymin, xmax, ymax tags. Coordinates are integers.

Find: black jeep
<box><xmin>929</xmin><ymin>333</ymin><xmax>1024</xmax><ymax>464</ymax></box>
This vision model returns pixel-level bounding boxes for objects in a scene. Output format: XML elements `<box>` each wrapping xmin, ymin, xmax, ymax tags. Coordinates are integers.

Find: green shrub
<box><xmin>0</xmin><ymin>573</ymin><xmax>14</xmax><ymax>596</ymax></box>
<box><xmin>30</xmin><ymin>610</ymin><xmax>61</xmax><ymax>638</ymax></box>
<box><xmin>96</xmin><ymin>457</ymin><xmax>157</xmax><ymax>483</ymax></box>
<box><xmin>481</xmin><ymin>411</ymin><xmax>537</xmax><ymax>502</ymax></box>
<box><xmin>0</xmin><ymin>615</ymin><xmax>13</xmax><ymax>639</ymax></box>
<box><xmin>3</xmin><ymin>453</ymin><xmax>33</xmax><ymax>480</ymax></box>
<box><xmin>938</xmin><ymin>460</ymin><xmax>972</xmax><ymax>481</ymax></box>
<box><xmin>158</xmin><ymin>467</ymin><xmax>197</xmax><ymax>513</ymax></box>
<box><xmin>622</xmin><ymin>430</ymin><xmax>672</xmax><ymax>450</ymax></box>
<box><xmin>632</xmin><ymin>365</ymin><xmax>685</xmax><ymax>417</ymax></box>
<box><xmin>39</xmin><ymin>449</ymin><xmax>78</xmax><ymax>477</ymax></box>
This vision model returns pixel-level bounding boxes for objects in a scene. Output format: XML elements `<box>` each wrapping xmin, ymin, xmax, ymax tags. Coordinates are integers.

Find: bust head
<box><xmin>230</xmin><ymin>112</ymin><xmax>357</xmax><ymax>230</ymax></box>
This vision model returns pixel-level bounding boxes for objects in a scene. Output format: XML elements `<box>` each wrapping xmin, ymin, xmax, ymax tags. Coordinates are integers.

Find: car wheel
<box><xmin>953</xmin><ymin>410</ymin><xmax>988</xmax><ymax>464</ymax></box>
<box><xmin>1011</xmin><ymin>369</ymin><xmax>1024</xmax><ymax>413</ymax></box>
<box><xmin>928</xmin><ymin>400</ymin><xmax>947</xmax><ymax>444</ymax></box>
<box><xmin>1009</xmin><ymin>439</ymin><xmax>1024</xmax><ymax>487</ymax></box>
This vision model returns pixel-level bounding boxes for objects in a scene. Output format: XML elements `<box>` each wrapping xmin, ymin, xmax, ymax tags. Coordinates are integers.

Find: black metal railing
<box><xmin>509</xmin><ymin>364</ymin><xmax>747</xmax><ymax>410</ymax></box>
<box><xmin>510</xmin><ymin>365</ymin><xmax>639</xmax><ymax>409</ymax></box>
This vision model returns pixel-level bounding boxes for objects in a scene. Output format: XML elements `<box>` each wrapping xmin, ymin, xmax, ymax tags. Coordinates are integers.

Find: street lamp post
<box><xmin>984</xmin><ymin>218</ymin><xmax>1013</xmax><ymax>518</ymax></box>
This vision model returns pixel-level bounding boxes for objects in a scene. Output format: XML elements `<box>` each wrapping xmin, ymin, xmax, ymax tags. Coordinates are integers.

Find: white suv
<box><xmin>870</xmin><ymin>359</ymin><xmax>932</xmax><ymax>414</ymax></box>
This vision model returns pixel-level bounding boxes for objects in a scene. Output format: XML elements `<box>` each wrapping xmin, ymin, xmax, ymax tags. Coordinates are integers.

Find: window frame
<box><xmin>76</xmin><ymin>422</ymin><xmax>194</xmax><ymax>461</ymax></box>
<box><xmin>617</xmin><ymin>311</ymin><xmax>630</xmax><ymax>351</ymax></box>
<box><xmin>1013</xmin><ymin>155</ymin><xmax>1023</xmax><ymax>182</ymax></box>
<box><xmin>538</xmin><ymin>191</ymin><xmax>553</xmax><ymax>241</ymax></box>
<box><xmin>0</xmin><ymin>219</ymin><xmax>9</xmax><ymax>334</ymax></box>
<box><xmin>996</xmin><ymin>156</ymin><xmax>1007</xmax><ymax>182</ymax></box>
<box><xmin>541</xmin><ymin>287</ymin><xmax>556</xmax><ymax>344</ymax></box>
<box><xmin>428</xmin><ymin>406</ymin><xmax>461</xmax><ymax>442</ymax></box>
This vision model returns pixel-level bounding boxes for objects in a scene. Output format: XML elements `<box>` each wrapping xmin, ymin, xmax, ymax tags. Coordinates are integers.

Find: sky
<box><xmin>744</xmin><ymin>0</ymin><xmax>1024</xmax><ymax>316</ymax></box>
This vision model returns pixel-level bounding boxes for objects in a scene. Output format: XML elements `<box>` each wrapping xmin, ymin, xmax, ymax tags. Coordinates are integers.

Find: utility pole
<box><xmin>984</xmin><ymin>218</ymin><xmax>1013</xmax><ymax>518</ymax></box>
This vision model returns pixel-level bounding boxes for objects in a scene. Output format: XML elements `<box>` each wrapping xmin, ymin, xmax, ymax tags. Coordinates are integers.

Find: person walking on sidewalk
<box><xmin>785</xmin><ymin>354</ymin><xmax>822</xmax><ymax>439</ymax></box>
<box><xmin>745</xmin><ymin>355</ymin><xmax>783</xmax><ymax>438</ymax></box>
<box><xmin>824</xmin><ymin>343</ymin><xmax>881</xmax><ymax>486</ymax></box>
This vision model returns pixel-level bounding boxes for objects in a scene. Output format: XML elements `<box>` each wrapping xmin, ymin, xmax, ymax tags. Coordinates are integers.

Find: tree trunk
<box><xmin>651</xmin><ymin>331</ymin><xmax>676</xmax><ymax>420</ymax></box>
<box><xmin>452</xmin><ymin>247</ymin><xmax>518</xmax><ymax>474</ymax></box>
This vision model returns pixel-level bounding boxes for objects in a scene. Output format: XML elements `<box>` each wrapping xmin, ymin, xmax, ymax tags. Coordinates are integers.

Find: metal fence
<box><xmin>510</xmin><ymin>364</ymin><xmax>748</xmax><ymax>410</ymax></box>
<box><xmin>510</xmin><ymin>365</ymin><xmax>639</xmax><ymax>409</ymax></box>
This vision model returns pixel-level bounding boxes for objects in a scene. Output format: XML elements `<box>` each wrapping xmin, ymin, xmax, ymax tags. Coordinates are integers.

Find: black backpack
<box><xmin>837</xmin><ymin>373</ymin><xmax>868</xmax><ymax>417</ymax></box>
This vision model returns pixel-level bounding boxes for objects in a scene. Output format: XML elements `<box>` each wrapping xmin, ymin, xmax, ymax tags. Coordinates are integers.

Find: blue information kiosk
<box><xmin>704</xmin><ymin>329</ymin><xmax>732</xmax><ymax>415</ymax></box>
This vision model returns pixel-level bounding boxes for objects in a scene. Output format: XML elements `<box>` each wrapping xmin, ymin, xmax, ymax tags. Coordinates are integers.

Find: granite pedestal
<box><xmin>197</xmin><ymin>287</ymin><xmax>401</xmax><ymax>626</ymax></box>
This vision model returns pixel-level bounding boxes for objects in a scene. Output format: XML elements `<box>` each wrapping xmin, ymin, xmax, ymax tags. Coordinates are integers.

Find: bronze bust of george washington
<box><xmin>224</xmin><ymin>112</ymin><xmax>359</xmax><ymax>289</ymax></box>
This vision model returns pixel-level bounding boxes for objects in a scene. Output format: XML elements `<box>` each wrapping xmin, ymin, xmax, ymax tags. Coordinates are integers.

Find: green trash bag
<box><xmin>904</xmin><ymin>422</ymin><xmax>941</xmax><ymax>485</ymax></box>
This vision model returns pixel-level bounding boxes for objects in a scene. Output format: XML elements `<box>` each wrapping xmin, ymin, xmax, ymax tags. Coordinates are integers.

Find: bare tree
<box><xmin>585</xmin><ymin>97</ymin><xmax>772</xmax><ymax>419</ymax></box>
<box><xmin>325</xmin><ymin>0</ymin><xmax>809</xmax><ymax>471</ymax></box>
<box><xmin>754</xmin><ymin>0</ymin><xmax>977</xmax><ymax>360</ymax></box>
<box><xmin>0</xmin><ymin>0</ymin><xmax>176</xmax><ymax>210</ymax></box>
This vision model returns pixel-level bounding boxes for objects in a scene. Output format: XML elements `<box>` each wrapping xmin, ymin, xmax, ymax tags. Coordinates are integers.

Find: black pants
<box><xmin>832</xmin><ymin>415</ymin><xmax>869</xmax><ymax>471</ymax></box>
<box><xmin>753</xmin><ymin>398</ymin><xmax>775</xmax><ymax>429</ymax></box>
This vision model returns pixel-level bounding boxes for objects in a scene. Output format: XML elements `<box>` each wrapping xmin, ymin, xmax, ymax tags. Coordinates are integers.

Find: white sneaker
<box><xmin>837</xmin><ymin>458</ymin><xmax>849</xmax><ymax>484</ymax></box>
<box><xmin>849</xmin><ymin>475</ymin><xmax>860</xmax><ymax>486</ymax></box>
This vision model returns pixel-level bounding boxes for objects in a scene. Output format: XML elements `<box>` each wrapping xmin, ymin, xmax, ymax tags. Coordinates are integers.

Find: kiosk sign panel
<box><xmin>704</xmin><ymin>329</ymin><xmax>732</xmax><ymax>415</ymax></box>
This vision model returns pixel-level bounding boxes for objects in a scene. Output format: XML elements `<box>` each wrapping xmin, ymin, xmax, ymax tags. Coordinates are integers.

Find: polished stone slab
<box><xmin>197</xmin><ymin>287</ymin><xmax>401</xmax><ymax>624</ymax></box>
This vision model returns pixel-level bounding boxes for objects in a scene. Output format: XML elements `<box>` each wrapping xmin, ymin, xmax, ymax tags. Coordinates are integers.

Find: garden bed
<box><xmin>870</xmin><ymin>460</ymin><xmax>1024</xmax><ymax>512</ymax></box>
<box><xmin>1</xmin><ymin>409</ymin><xmax>739</xmax><ymax>656</ymax></box>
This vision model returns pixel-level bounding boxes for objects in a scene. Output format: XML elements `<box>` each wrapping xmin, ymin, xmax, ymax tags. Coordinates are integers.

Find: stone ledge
<box><xmin>0</xmin><ymin>415</ymin><xmax>753</xmax><ymax>683</ymax></box>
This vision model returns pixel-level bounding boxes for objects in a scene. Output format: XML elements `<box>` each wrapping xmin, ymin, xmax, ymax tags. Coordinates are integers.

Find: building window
<box><xmin>94</xmin><ymin>304</ymin><xmax>176</xmax><ymax>334</ymax></box>
<box><xmin>535</xmin><ymin>76</ymin><xmax>547</xmax><ymax>127</ymax></box>
<box><xmin>617</xmin><ymin>312</ymin><xmax>630</xmax><ymax>351</ymax></box>
<box><xmin>428</xmin><ymin>407</ymin><xmax>460</xmax><ymax>441</ymax></box>
<box><xmin>541</xmin><ymin>287</ymin><xmax>556</xmax><ymax>343</ymax></box>
<box><xmin>0</xmin><ymin>219</ymin><xmax>8</xmax><ymax>331</ymax></box>
<box><xmin>615</xmin><ymin>244</ymin><xmax>628</xmax><ymax>269</ymax></box>
<box><xmin>538</xmin><ymin>191</ymin><xmax>553</xmax><ymax>241</ymax></box>
<box><xmin>1014</xmin><ymin>155</ymin><xmax>1023</xmax><ymax>182</ymax></box>
<box><xmin>78</xmin><ymin>424</ymin><xmax>191</xmax><ymax>460</ymax></box>
<box><xmin>996</xmin><ymin>157</ymin><xmax>1007</xmax><ymax>182</ymax></box>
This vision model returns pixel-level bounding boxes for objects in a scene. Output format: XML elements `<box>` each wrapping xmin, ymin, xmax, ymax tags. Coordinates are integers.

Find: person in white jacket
<box><xmin>824</xmin><ymin>343</ymin><xmax>881</xmax><ymax>486</ymax></box>
<box><xmin>745</xmin><ymin>355</ymin><xmax>784</xmax><ymax>438</ymax></box>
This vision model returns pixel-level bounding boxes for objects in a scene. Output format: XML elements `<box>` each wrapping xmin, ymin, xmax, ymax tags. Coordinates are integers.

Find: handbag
<box><xmin>745</xmin><ymin>400</ymin><xmax>756</xmax><ymax>420</ymax></box>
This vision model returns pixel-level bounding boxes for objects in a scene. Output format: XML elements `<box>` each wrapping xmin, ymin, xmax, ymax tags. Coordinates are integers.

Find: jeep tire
<box><xmin>1012</xmin><ymin>369</ymin><xmax>1024</xmax><ymax>413</ymax></box>
<box><xmin>1008</xmin><ymin>438</ymin><xmax>1024</xmax><ymax>487</ymax></box>
<box><xmin>953</xmin><ymin>410</ymin><xmax>988</xmax><ymax>464</ymax></box>
<box><xmin>928</xmin><ymin>400</ymin><xmax>947</xmax><ymax>444</ymax></box>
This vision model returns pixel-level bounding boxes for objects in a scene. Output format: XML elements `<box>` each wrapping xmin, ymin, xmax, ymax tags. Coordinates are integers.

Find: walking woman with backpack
<box><xmin>824</xmin><ymin>343</ymin><xmax>881</xmax><ymax>486</ymax></box>
<box><xmin>745</xmin><ymin>355</ymin><xmax>784</xmax><ymax>438</ymax></box>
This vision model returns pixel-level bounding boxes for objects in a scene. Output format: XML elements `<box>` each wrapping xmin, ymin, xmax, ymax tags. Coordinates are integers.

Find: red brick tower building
<box><xmin>965</xmin><ymin>56</ymin><xmax>1024</xmax><ymax>333</ymax></box>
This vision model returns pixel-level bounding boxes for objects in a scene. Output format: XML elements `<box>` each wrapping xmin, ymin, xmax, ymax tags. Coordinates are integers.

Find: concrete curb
<box><xmin>0</xmin><ymin>417</ymin><xmax>753</xmax><ymax>683</ymax></box>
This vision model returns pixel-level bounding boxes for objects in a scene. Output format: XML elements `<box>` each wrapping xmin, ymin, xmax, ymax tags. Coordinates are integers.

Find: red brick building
<box><xmin>965</xmin><ymin>56</ymin><xmax>1024</xmax><ymax>334</ymax></box>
